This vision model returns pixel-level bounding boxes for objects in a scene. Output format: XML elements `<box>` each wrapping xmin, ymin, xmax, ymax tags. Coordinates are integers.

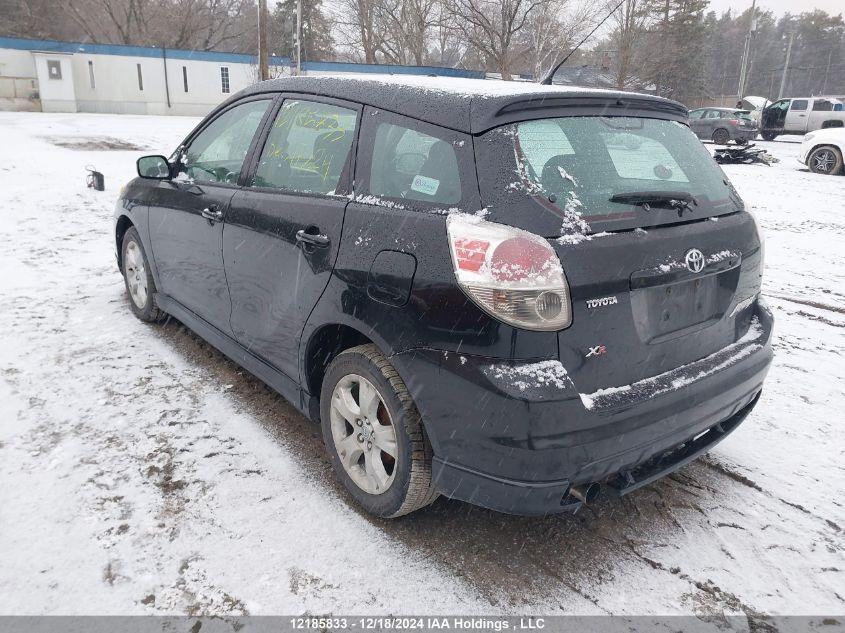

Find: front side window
<box><xmin>253</xmin><ymin>99</ymin><xmax>358</xmax><ymax>194</ymax></box>
<box><xmin>369</xmin><ymin>121</ymin><xmax>462</xmax><ymax>204</ymax></box>
<box><xmin>180</xmin><ymin>99</ymin><xmax>271</xmax><ymax>185</ymax></box>
<box><xmin>688</xmin><ymin>109</ymin><xmax>705</xmax><ymax>120</ymax></box>
<box><xmin>500</xmin><ymin>116</ymin><xmax>734</xmax><ymax>229</ymax></box>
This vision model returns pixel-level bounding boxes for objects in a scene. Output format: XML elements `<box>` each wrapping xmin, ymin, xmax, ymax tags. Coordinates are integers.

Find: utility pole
<box><xmin>737</xmin><ymin>0</ymin><xmax>756</xmax><ymax>100</ymax></box>
<box><xmin>295</xmin><ymin>0</ymin><xmax>302</xmax><ymax>76</ymax></box>
<box><xmin>258</xmin><ymin>0</ymin><xmax>269</xmax><ymax>81</ymax></box>
<box><xmin>822</xmin><ymin>50</ymin><xmax>832</xmax><ymax>95</ymax></box>
<box><xmin>778</xmin><ymin>31</ymin><xmax>795</xmax><ymax>100</ymax></box>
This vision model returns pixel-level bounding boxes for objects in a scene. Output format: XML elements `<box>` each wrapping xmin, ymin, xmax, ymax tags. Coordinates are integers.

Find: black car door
<box><xmin>147</xmin><ymin>97</ymin><xmax>275</xmax><ymax>334</ymax></box>
<box><xmin>224</xmin><ymin>95</ymin><xmax>361</xmax><ymax>382</ymax></box>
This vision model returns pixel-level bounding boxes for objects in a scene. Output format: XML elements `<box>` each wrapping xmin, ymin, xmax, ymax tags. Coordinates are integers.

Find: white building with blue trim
<box><xmin>0</xmin><ymin>37</ymin><xmax>484</xmax><ymax>116</ymax></box>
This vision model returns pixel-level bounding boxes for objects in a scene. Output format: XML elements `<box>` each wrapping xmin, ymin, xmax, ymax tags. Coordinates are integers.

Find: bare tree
<box><xmin>446</xmin><ymin>0</ymin><xmax>547</xmax><ymax>79</ymax></box>
<box><xmin>433</xmin><ymin>7</ymin><xmax>467</xmax><ymax>66</ymax></box>
<box><xmin>335</xmin><ymin>0</ymin><xmax>387</xmax><ymax>62</ymax></box>
<box><xmin>522</xmin><ymin>0</ymin><xmax>602</xmax><ymax>79</ymax></box>
<box><xmin>611</xmin><ymin>0</ymin><xmax>651</xmax><ymax>89</ymax></box>
<box><xmin>60</xmin><ymin>0</ymin><xmax>255</xmax><ymax>51</ymax></box>
<box><xmin>377</xmin><ymin>0</ymin><xmax>443</xmax><ymax>65</ymax></box>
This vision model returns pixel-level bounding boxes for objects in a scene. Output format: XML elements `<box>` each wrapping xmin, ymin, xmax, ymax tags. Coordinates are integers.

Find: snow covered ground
<box><xmin>0</xmin><ymin>113</ymin><xmax>842</xmax><ymax>617</ymax></box>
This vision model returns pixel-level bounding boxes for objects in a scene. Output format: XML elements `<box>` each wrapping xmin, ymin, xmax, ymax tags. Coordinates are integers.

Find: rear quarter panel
<box><xmin>300</xmin><ymin>203</ymin><xmax>561</xmax><ymax>388</ymax></box>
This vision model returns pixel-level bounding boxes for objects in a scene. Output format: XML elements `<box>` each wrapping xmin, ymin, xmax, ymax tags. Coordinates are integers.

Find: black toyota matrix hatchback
<box><xmin>116</xmin><ymin>75</ymin><xmax>773</xmax><ymax>517</ymax></box>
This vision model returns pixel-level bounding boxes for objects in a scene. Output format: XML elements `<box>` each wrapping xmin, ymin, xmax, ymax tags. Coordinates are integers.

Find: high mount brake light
<box><xmin>446</xmin><ymin>215</ymin><xmax>572</xmax><ymax>331</ymax></box>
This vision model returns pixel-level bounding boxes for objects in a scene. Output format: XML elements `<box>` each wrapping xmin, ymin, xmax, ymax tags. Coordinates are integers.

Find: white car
<box><xmin>800</xmin><ymin>128</ymin><xmax>845</xmax><ymax>175</ymax></box>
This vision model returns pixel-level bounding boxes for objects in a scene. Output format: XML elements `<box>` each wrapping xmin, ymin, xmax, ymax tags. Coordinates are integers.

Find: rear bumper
<box><xmin>391</xmin><ymin>300</ymin><xmax>773</xmax><ymax>515</ymax></box>
<box><xmin>735</xmin><ymin>129</ymin><xmax>758</xmax><ymax>141</ymax></box>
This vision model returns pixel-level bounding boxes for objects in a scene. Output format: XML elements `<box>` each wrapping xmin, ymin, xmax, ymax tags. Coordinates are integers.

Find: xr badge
<box><xmin>586</xmin><ymin>345</ymin><xmax>607</xmax><ymax>358</ymax></box>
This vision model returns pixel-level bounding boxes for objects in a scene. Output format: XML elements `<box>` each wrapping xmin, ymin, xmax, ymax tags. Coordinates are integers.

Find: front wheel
<box><xmin>761</xmin><ymin>131</ymin><xmax>777</xmax><ymax>142</ymax></box>
<box><xmin>121</xmin><ymin>226</ymin><xmax>164</xmax><ymax>322</ymax></box>
<box><xmin>808</xmin><ymin>145</ymin><xmax>844</xmax><ymax>175</ymax></box>
<box><xmin>320</xmin><ymin>344</ymin><xmax>438</xmax><ymax>517</ymax></box>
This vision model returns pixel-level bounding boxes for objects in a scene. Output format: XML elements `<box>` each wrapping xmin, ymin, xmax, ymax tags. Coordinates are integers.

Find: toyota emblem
<box><xmin>685</xmin><ymin>248</ymin><xmax>705</xmax><ymax>273</ymax></box>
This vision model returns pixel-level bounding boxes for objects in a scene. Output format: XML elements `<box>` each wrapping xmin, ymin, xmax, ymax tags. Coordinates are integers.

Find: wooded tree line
<box><xmin>599</xmin><ymin>0</ymin><xmax>845</xmax><ymax>101</ymax></box>
<box><xmin>0</xmin><ymin>0</ymin><xmax>605</xmax><ymax>80</ymax></box>
<box><xmin>2</xmin><ymin>0</ymin><xmax>844</xmax><ymax>99</ymax></box>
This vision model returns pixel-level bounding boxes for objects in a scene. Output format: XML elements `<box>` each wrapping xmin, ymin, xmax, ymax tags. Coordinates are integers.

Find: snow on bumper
<box><xmin>579</xmin><ymin>313</ymin><xmax>767</xmax><ymax>411</ymax></box>
<box><xmin>389</xmin><ymin>300</ymin><xmax>773</xmax><ymax>513</ymax></box>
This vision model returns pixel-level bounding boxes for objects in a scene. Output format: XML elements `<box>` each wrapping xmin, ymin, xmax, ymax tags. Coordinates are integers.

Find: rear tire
<box><xmin>712</xmin><ymin>128</ymin><xmax>731</xmax><ymax>145</ymax></box>
<box><xmin>121</xmin><ymin>226</ymin><xmax>164</xmax><ymax>322</ymax></box>
<box><xmin>761</xmin><ymin>131</ymin><xmax>777</xmax><ymax>142</ymax></box>
<box><xmin>320</xmin><ymin>344</ymin><xmax>438</xmax><ymax>518</ymax></box>
<box><xmin>808</xmin><ymin>145</ymin><xmax>844</xmax><ymax>175</ymax></box>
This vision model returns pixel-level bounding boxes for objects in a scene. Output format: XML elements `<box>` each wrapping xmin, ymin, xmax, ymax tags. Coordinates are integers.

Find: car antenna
<box><xmin>539</xmin><ymin>0</ymin><xmax>626</xmax><ymax>85</ymax></box>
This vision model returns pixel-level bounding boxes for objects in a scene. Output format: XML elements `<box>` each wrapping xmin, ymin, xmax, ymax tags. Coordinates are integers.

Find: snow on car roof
<box><xmin>299</xmin><ymin>74</ymin><xmax>633</xmax><ymax>98</ymax></box>
<box><xmin>239</xmin><ymin>74</ymin><xmax>684</xmax><ymax>134</ymax></box>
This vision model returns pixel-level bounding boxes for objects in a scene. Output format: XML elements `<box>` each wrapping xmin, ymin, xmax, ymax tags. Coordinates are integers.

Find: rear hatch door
<box><xmin>475</xmin><ymin>113</ymin><xmax>763</xmax><ymax>395</ymax></box>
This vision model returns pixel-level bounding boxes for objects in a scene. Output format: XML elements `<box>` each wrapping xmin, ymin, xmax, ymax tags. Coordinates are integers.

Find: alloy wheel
<box><xmin>812</xmin><ymin>150</ymin><xmax>835</xmax><ymax>173</ymax></box>
<box><xmin>124</xmin><ymin>241</ymin><xmax>148</xmax><ymax>309</ymax></box>
<box><xmin>329</xmin><ymin>374</ymin><xmax>398</xmax><ymax>495</ymax></box>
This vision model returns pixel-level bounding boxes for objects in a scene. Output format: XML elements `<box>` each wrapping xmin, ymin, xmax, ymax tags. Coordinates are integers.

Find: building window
<box><xmin>182</xmin><ymin>66</ymin><xmax>189</xmax><ymax>93</ymax></box>
<box><xmin>220</xmin><ymin>66</ymin><xmax>230</xmax><ymax>93</ymax></box>
<box><xmin>88</xmin><ymin>61</ymin><xmax>95</xmax><ymax>89</ymax></box>
<box><xmin>46</xmin><ymin>60</ymin><xmax>62</xmax><ymax>80</ymax></box>
<box><xmin>137</xmin><ymin>64</ymin><xmax>144</xmax><ymax>91</ymax></box>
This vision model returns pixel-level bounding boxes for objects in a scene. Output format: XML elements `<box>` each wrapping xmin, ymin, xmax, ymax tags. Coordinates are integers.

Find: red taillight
<box><xmin>446</xmin><ymin>215</ymin><xmax>572</xmax><ymax>331</ymax></box>
<box><xmin>491</xmin><ymin>237</ymin><xmax>555</xmax><ymax>282</ymax></box>
<box><xmin>454</xmin><ymin>238</ymin><xmax>489</xmax><ymax>272</ymax></box>
<box><xmin>728</xmin><ymin>119</ymin><xmax>739</xmax><ymax>125</ymax></box>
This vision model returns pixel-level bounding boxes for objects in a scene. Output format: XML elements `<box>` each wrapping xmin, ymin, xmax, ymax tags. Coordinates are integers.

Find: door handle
<box><xmin>296</xmin><ymin>228</ymin><xmax>330</xmax><ymax>248</ymax></box>
<box><xmin>201</xmin><ymin>206</ymin><xmax>224</xmax><ymax>224</ymax></box>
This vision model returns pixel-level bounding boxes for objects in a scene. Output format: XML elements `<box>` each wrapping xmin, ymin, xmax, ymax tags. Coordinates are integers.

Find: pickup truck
<box><xmin>761</xmin><ymin>97</ymin><xmax>845</xmax><ymax>140</ymax></box>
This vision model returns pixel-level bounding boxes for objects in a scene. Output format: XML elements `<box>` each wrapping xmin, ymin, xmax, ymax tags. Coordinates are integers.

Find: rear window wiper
<box><xmin>609</xmin><ymin>191</ymin><xmax>698</xmax><ymax>214</ymax></box>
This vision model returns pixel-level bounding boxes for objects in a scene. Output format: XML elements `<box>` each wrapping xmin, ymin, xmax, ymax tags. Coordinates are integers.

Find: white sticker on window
<box><xmin>410</xmin><ymin>175</ymin><xmax>440</xmax><ymax>196</ymax></box>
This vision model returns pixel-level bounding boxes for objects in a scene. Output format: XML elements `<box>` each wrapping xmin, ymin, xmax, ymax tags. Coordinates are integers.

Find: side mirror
<box><xmin>137</xmin><ymin>155</ymin><xmax>171</xmax><ymax>179</ymax></box>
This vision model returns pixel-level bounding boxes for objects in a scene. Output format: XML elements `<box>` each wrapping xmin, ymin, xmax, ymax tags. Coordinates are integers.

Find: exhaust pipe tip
<box><xmin>567</xmin><ymin>482</ymin><xmax>601</xmax><ymax>505</ymax></box>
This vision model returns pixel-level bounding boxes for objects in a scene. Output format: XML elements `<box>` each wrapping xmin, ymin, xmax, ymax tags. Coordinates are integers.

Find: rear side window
<box><xmin>253</xmin><ymin>99</ymin><xmax>358</xmax><ymax>195</ymax></box>
<box><xmin>791</xmin><ymin>100</ymin><xmax>808</xmax><ymax>111</ymax></box>
<box><xmin>369</xmin><ymin>120</ymin><xmax>462</xmax><ymax>204</ymax></box>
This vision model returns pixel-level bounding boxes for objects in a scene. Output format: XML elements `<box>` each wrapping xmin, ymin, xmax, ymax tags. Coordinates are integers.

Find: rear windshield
<box><xmin>497</xmin><ymin>116</ymin><xmax>737</xmax><ymax>233</ymax></box>
<box><xmin>733</xmin><ymin>110</ymin><xmax>753</xmax><ymax>119</ymax></box>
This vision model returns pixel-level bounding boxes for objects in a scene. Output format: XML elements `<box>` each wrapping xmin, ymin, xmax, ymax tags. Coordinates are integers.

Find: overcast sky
<box><xmin>705</xmin><ymin>0</ymin><xmax>844</xmax><ymax>17</ymax></box>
